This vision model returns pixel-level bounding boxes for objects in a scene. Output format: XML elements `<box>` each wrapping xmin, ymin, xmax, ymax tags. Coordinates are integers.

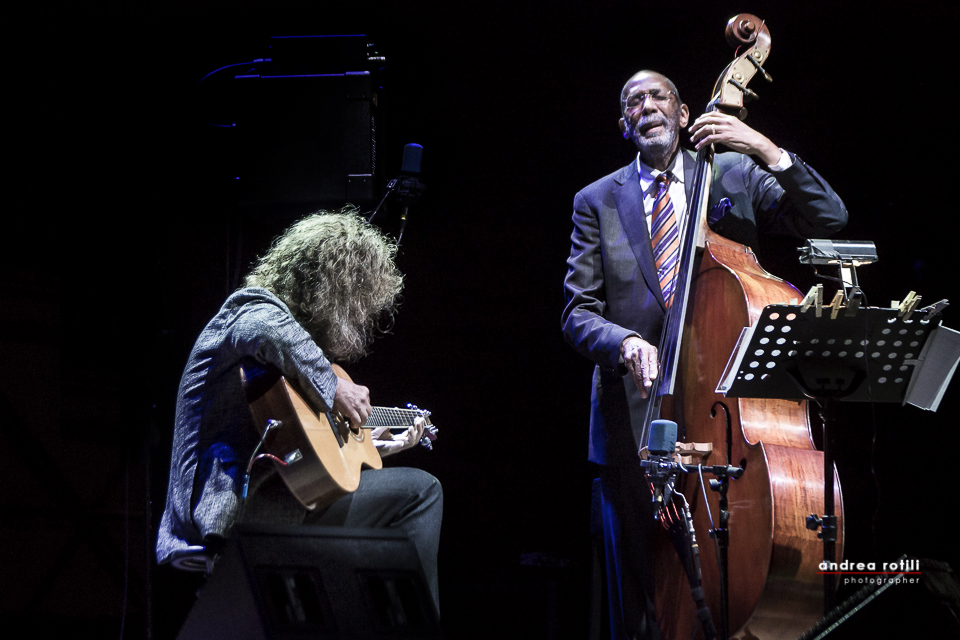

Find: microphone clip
<box><xmin>388</xmin><ymin>174</ymin><xmax>426</xmax><ymax>209</ymax></box>
<box><xmin>367</xmin><ymin>144</ymin><xmax>426</xmax><ymax>246</ymax></box>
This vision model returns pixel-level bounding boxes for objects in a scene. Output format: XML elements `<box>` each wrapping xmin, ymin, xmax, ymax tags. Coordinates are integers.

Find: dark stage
<box><xmin>6</xmin><ymin>1</ymin><xmax>960</xmax><ymax>638</ymax></box>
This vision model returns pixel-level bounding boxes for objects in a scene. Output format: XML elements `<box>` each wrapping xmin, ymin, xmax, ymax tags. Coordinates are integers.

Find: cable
<box><xmin>237</xmin><ymin>419</ymin><xmax>283</xmax><ymax>524</ymax></box>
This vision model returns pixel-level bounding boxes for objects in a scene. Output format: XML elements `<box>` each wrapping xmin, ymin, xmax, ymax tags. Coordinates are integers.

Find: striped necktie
<box><xmin>650</xmin><ymin>172</ymin><xmax>680</xmax><ymax>308</ymax></box>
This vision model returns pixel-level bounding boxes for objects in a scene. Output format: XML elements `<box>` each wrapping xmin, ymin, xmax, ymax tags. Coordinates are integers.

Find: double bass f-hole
<box><xmin>710</xmin><ymin>400</ymin><xmax>733</xmax><ymax>467</ymax></box>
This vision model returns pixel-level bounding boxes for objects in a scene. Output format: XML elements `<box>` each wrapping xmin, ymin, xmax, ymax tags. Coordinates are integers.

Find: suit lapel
<box><xmin>612</xmin><ymin>161</ymin><xmax>665</xmax><ymax>310</ymax></box>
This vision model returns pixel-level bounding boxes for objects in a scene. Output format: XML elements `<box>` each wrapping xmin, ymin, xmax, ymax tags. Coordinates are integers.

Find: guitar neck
<box><xmin>365</xmin><ymin>407</ymin><xmax>423</xmax><ymax>429</ymax></box>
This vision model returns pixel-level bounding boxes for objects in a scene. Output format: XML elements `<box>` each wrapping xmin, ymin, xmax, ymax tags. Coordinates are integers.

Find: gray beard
<box><xmin>633</xmin><ymin>128</ymin><xmax>678</xmax><ymax>168</ymax></box>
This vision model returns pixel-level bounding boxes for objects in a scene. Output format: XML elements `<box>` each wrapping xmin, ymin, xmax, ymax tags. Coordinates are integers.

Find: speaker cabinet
<box><xmin>177</xmin><ymin>525</ymin><xmax>440</xmax><ymax>639</ymax></box>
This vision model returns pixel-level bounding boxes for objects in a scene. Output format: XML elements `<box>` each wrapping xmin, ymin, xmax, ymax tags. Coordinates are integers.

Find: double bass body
<box><xmin>654</xmin><ymin>232</ymin><xmax>844</xmax><ymax>639</ymax></box>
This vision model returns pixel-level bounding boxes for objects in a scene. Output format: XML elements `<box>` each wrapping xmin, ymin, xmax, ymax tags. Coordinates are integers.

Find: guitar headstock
<box><xmin>405</xmin><ymin>403</ymin><xmax>438</xmax><ymax>450</ymax></box>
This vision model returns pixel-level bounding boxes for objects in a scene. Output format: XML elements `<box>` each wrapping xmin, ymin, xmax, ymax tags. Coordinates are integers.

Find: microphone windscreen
<box><xmin>647</xmin><ymin>419</ymin><xmax>678</xmax><ymax>456</ymax></box>
<box><xmin>400</xmin><ymin>143</ymin><xmax>423</xmax><ymax>176</ymax></box>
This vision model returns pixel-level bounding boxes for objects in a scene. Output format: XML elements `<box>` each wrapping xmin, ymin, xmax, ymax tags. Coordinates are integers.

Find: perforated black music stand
<box><xmin>717</xmin><ymin>303</ymin><xmax>960</xmax><ymax>613</ymax></box>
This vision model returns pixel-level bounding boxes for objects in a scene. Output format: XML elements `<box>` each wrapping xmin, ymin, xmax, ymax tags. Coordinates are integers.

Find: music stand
<box><xmin>717</xmin><ymin>303</ymin><xmax>960</xmax><ymax>612</ymax></box>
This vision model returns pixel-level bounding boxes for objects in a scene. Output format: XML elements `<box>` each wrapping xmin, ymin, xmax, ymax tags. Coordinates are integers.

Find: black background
<box><xmin>6</xmin><ymin>1</ymin><xmax>960</xmax><ymax>638</ymax></box>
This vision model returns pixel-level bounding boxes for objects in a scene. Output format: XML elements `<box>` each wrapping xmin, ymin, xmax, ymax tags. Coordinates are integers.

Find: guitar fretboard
<box><xmin>366</xmin><ymin>407</ymin><xmax>421</xmax><ymax>428</ymax></box>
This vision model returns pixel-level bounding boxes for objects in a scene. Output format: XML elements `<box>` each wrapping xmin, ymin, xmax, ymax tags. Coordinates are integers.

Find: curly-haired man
<box><xmin>157</xmin><ymin>210</ymin><xmax>442</xmax><ymax>608</ymax></box>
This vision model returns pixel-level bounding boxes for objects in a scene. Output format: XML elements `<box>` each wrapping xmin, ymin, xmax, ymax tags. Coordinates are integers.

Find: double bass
<box><xmin>646</xmin><ymin>14</ymin><xmax>844</xmax><ymax>640</ymax></box>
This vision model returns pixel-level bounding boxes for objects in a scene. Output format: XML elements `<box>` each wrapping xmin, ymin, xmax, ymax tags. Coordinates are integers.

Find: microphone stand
<box><xmin>394</xmin><ymin>174</ymin><xmax>425</xmax><ymax>245</ymax></box>
<box><xmin>641</xmin><ymin>453</ymin><xmax>743</xmax><ymax>640</ymax></box>
<box><xmin>368</xmin><ymin>145</ymin><xmax>426</xmax><ymax>245</ymax></box>
<box><xmin>367</xmin><ymin>173</ymin><xmax>425</xmax><ymax>243</ymax></box>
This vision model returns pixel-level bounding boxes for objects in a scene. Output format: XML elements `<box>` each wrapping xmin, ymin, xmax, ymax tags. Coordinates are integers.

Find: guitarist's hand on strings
<box><xmin>333</xmin><ymin>377</ymin><xmax>372</xmax><ymax>428</ymax></box>
<box><xmin>621</xmin><ymin>335</ymin><xmax>659</xmax><ymax>399</ymax></box>
<box><xmin>372</xmin><ymin>417</ymin><xmax>426</xmax><ymax>457</ymax></box>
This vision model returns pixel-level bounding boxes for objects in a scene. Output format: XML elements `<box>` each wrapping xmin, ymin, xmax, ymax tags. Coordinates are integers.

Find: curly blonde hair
<box><xmin>245</xmin><ymin>209</ymin><xmax>403</xmax><ymax>362</ymax></box>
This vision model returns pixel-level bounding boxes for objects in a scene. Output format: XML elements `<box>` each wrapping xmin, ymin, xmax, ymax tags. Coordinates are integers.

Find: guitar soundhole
<box><xmin>335</xmin><ymin>416</ymin><xmax>365</xmax><ymax>443</ymax></box>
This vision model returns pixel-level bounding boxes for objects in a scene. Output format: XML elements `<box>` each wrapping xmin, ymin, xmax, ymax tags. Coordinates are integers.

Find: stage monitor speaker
<box><xmin>177</xmin><ymin>524</ymin><xmax>440</xmax><ymax>640</ymax></box>
<box><xmin>233</xmin><ymin>68</ymin><xmax>378</xmax><ymax>207</ymax></box>
<box><xmin>800</xmin><ymin>558</ymin><xmax>960</xmax><ymax>639</ymax></box>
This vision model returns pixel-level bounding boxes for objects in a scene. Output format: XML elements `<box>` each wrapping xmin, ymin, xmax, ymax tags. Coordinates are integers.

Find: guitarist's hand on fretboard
<box><xmin>371</xmin><ymin>417</ymin><xmax>426</xmax><ymax>457</ymax></box>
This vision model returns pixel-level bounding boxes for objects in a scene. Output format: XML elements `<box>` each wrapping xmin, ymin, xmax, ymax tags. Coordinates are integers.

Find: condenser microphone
<box><xmin>400</xmin><ymin>143</ymin><xmax>423</xmax><ymax>176</ymax></box>
<box><xmin>367</xmin><ymin>144</ymin><xmax>425</xmax><ymax>229</ymax></box>
<box><xmin>396</xmin><ymin>144</ymin><xmax>425</xmax><ymax>244</ymax></box>
<box><xmin>642</xmin><ymin>419</ymin><xmax>678</xmax><ymax>508</ymax></box>
<box><xmin>647</xmin><ymin>419</ymin><xmax>677</xmax><ymax>456</ymax></box>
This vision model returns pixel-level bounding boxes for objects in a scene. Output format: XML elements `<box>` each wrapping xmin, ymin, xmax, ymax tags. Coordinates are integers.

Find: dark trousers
<box><xmin>599</xmin><ymin>462</ymin><xmax>663</xmax><ymax>640</ymax></box>
<box><xmin>245</xmin><ymin>466</ymin><xmax>443</xmax><ymax>609</ymax></box>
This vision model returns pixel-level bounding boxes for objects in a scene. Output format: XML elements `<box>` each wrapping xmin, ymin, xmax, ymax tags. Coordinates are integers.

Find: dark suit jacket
<box><xmin>561</xmin><ymin>149</ymin><xmax>847</xmax><ymax>465</ymax></box>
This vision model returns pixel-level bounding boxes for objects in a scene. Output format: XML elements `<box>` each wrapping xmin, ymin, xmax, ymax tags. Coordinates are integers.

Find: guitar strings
<box><xmin>367</xmin><ymin>407</ymin><xmax>419</xmax><ymax>427</ymax></box>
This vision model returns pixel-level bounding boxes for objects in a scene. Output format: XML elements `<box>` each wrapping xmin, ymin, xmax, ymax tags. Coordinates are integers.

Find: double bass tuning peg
<box><xmin>747</xmin><ymin>53</ymin><xmax>773</xmax><ymax>83</ymax></box>
<box><xmin>725</xmin><ymin>77</ymin><xmax>760</xmax><ymax>110</ymax></box>
<box><xmin>730</xmin><ymin>79</ymin><xmax>760</xmax><ymax>102</ymax></box>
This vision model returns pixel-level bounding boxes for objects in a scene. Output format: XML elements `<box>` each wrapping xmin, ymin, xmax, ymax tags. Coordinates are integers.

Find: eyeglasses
<box><xmin>623</xmin><ymin>90</ymin><xmax>675</xmax><ymax>109</ymax></box>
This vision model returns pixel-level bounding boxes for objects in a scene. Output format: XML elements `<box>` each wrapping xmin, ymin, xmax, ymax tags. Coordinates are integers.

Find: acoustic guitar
<box><xmin>242</xmin><ymin>363</ymin><xmax>437</xmax><ymax>510</ymax></box>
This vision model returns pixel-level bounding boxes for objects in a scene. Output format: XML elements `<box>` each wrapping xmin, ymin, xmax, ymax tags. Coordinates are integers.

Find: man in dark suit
<box><xmin>561</xmin><ymin>70</ymin><xmax>847</xmax><ymax>639</ymax></box>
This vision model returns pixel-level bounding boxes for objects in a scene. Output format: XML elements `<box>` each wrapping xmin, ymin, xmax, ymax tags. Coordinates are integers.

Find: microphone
<box><xmin>647</xmin><ymin>418</ymin><xmax>678</xmax><ymax>456</ymax></box>
<box><xmin>400</xmin><ymin>143</ymin><xmax>423</xmax><ymax>177</ymax></box>
<box><xmin>367</xmin><ymin>144</ymin><xmax>426</xmax><ymax>244</ymax></box>
<box><xmin>641</xmin><ymin>419</ymin><xmax>678</xmax><ymax>510</ymax></box>
<box><xmin>396</xmin><ymin>144</ymin><xmax>425</xmax><ymax>244</ymax></box>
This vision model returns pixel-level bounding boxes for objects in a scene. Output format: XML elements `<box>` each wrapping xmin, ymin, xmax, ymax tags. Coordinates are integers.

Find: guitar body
<box><xmin>243</xmin><ymin>364</ymin><xmax>382</xmax><ymax>510</ymax></box>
